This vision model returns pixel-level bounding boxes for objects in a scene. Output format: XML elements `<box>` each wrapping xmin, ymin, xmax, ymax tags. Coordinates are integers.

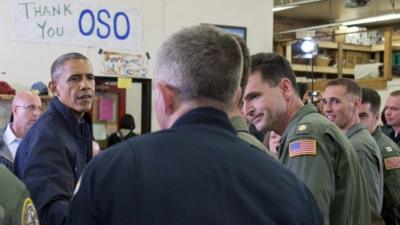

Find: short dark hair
<box><xmin>390</xmin><ymin>90</ymin><xmax>400</xmax><ymax>97</ymax></box>
<box><xmin>326</xmin><ymin>78</ymin><xmax>361</xmax><ymax>97</ymax></box>
<box><xmin>361</xmin><ymin>88</ymin><xmax>381</xmax><ymax>114</ymax></box>
<box><xmin>119</xmin><ymin>114</ymin><xmax>135</xmax><ymax>130</ymax></box>
<box><xmin>51</xmin><ymin>52</ymin><xmax>89</xmax><ymax>81</ymax></box>
<box><xmin>381</xmin><ymin>108</ymin><xmax>387</xmax><ymax>125</ymax></box>
<box><xmin>251</xmin><ymin>53</ymin><xmax>299</xmax><ymax>96</ymax></box>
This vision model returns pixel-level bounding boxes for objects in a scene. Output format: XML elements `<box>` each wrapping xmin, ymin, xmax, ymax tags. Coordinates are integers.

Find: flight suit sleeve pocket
<box><xmin>384</xmin><ymin>172</ymin><xmax>400</xmax><ymax>207</ymax></box>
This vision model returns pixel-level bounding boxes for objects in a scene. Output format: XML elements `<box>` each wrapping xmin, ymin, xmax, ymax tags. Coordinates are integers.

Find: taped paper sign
<box><xmin>12</xmin><ymin>0</ymin><xmax>141</xmax><ymax>51</ymax></box>
<box><xmin>101</xmin><ymin>51</ymin><xmax>147</xmax><ymax>77</ymax></box>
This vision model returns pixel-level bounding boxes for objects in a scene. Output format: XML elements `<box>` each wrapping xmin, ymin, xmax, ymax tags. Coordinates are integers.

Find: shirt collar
<box><xmin>171</xmin><ymin>107</ymin><xmax>235</xmax><ymax>133</ymax></box>
<box><xmin>49</xmin><ymin>97</ymin><xmax>92</xmax><ymax>138</ymax></box>
<box><xmin>3</xmin><ymin>123</ymin><xmax>21</xmax><ymax>145</ymax></box>
<box><xmin>345</xmin><ymin>123</ymin><xmax>366</xmax><ymax>138</ymax></box>
<box><xmin>230</xmin><ymin>116</ymin><xmax>250</xmax><ymax>133</ymax></box>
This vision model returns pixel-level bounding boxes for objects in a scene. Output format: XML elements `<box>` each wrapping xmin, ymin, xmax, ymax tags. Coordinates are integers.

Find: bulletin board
<box><xmin>94</xmin><ymin>76</ymin><xmax>152</xmax><ymax>135</ymax></box>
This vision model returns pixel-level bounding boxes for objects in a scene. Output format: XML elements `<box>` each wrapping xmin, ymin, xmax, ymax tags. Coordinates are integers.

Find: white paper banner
<box><xmin>12</xmin><ymin>0</ymin><xmax>141</xmax><ymax>51</ymax></box>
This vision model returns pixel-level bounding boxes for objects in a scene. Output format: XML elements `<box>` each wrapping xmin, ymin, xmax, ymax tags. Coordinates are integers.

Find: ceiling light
<box><xmin>273</xmin><ymin>5</ymin><xmax>297</xmax><ymax>12</ymax></box>
<box><xmin>342</xmin><ymin>13</ymin><xmax>400</xmax><ymax>26</ymax></box>
<box><xmin>273</xmin><ymin>0</ymin><xmax>328</xmax><ymax>12</ymax></box>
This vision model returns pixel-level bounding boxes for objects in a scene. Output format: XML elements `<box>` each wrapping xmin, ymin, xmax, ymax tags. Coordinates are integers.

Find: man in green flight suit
<box><xmin>0</xmin><ymin>164</ymin><xmax>39</xmax><ymax>225</ymax></box>
<box><xmin>242</xmin><ymin>52</ymin><xmax>370</xmax><ymax>225</ymax></box>
<box><xmin>228</xmin><ymin>36</ymin><xmax>273</xmax><ymax>156</ymax></box>
<box><xmin>322</xmin><ymin>78</ymin><xmax>384</xmax><ymax>225</ymax></box>
<box><xmin>360</xmin><ymin>87</ymin><xmax>400</xmax><ymax>225</ymax></box>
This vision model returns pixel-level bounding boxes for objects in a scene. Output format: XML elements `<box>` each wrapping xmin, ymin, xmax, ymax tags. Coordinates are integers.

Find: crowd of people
<box><xmin>0</xmin><ymin>24</ymin><xmax>399</xmax><ymax>225</ymax></box>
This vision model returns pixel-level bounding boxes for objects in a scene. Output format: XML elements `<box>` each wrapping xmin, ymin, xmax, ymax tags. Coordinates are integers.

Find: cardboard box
<box><xmin>315</xmin><ymin>55</ymin><xmax>331</xmax><ymax>67</ymax></box>
<box><xmin>344</xmin><ymin>51</ymin><xmax>371</xmax><ymax>68</ymax></box>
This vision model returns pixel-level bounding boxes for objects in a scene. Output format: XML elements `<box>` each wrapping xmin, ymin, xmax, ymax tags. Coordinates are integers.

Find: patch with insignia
<box><xmin>21</xmin><ymin>198</ymin><xmax>39</xmax><ymax>225</ymax></box>
<box><xmin>385</xmin><ymin>146</ymin><xmax>393</xmax><ymax>152</ymax></box>
<box><xmin>289</xmin><ymin>139</ymin><xmax>317</xmax><ymax>157</ymax></box>
<box><xmin>295</xmin><ymin>123</ymin><xmax>311</xmax><ymax>135</ymax></box>
<box><xmin>384</xmin><ymin>156</ymin><xmax>400</xmax><ymax>170</ymax></box>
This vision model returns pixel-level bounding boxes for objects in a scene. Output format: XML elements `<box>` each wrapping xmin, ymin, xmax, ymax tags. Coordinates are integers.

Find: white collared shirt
<box><xmin>3</xmin><ymin>123</ymin><xmax>21</xmax><ymax>160</ymax></box>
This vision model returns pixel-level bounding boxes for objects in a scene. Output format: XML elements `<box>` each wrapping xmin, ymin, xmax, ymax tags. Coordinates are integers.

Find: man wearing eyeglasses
<box><xmin>0</xmin><ymin>91</ymin><xmax>41</xmax><ymax>171</ymax></box>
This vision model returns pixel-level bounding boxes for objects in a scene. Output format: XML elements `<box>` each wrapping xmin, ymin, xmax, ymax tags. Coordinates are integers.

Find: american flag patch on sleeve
<box><xmin>384</xmin><ymin>156</ymin><xmax>400</xmax><ymax>170</ymax></box>
<box><xmin>289</xmin><ymin>139</ymin><xmax>317</xmax><ymax>158</ymax></box>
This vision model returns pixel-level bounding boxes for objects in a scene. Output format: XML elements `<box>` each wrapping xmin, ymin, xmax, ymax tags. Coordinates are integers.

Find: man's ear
<box><xmin>279</xmin><ymin>78</ymin><xmax>292</xmax><ymax>99</ymax></box>
<box><xmin>352</xmin><ymin>96</ymin><xmax>361</xmax><ymax>112</ymax></box>
<box><xmin>155</xmin><ymin>82</ymin><xmax>178</xmax><ymax>116</ymax></box>
<box><xmin>48</xmin><ymin>81</ymin><xmax>58</xmax><ymax>96</ymax></box>
<box><xmin>11</xmin><ymin>105</ymin><xmax>18</xmax><ymax>116</ymax></box>
<box><xmin>231</xmin><ymin>87</ymin><xmax>242</xmax><ymax>109</ymax></box>
<box><xmin>375</xmin><ymin>112</ymin><xmax>380</xmax><ymax>121</ymax></box>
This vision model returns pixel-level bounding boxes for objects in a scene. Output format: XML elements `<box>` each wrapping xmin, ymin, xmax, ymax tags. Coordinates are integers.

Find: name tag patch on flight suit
<box><xmin>384</xmin><ymin>156</ymin><xmax>400</xmax><ymax>170</ymax></box>
<box><xmin>385</xmin><ymin>146</ymin><xmax>393</xmax><ymax>152</ymax></box>
<box><xmin>21</xmin><ymin>198</ymin><xmax>39</xmax><ymax>225</ymax></box>
<box><xmin>289</xmin><ymin>139</ymin><xmax>317</xmax><ymax>158</ymax></box>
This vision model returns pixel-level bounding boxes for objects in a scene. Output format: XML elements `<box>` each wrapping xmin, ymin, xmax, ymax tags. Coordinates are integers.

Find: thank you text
<box><xmin>13</xmin><ymin>0</ymin><xmax>141</xmax><ymax>51</ymax></box>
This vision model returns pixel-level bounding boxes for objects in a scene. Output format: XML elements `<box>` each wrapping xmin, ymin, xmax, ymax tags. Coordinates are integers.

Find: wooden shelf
<box><xmin>292</xmin><ymin>64</ymin><xmax>354</xmax><ymax>75</ymax></box>
<box><xmin>342</xmin><ymin>44</ymin><xmax>374</xmax><ymax>52</ymax></box>
<box><xmin>316</xmin><ymin>41</ymin><xmax>389</xmax><ymax>52</ymax></box>
<box><xmin>357</xmin><ymin>77</ymin><xmax>387</xmax><ymax>89</ymax></box>
<box><xmin>319</xmin><ymin>41</ymin><xmax>338</xmax><ymax>49</ymax></box>
<box><xmin>276</xmin><ymin>29</ymin><xmax>394</xmax><ymax>90</ymax></box>
<box><xmin>0</xmin><ymin>94</ymin><xmax>14</xmax><ymax>100</ymax></box>
<box><xmin>392</xmin><ymin>41</ymin><xmax>400</xmax><ymax>51</ymax></box>
<box><xmin>309</xmin><ymin>77</ymin><xmax>387</xmax><ymax>91</ymax></box>
<box><xmin>292</xmin><ymin>64</ymin><xmax>337</xmax><ymax>74</ymax></box>
<box><xmin>342</xmin><ymin>68</ymin><xmax>354</xmax><ymax>75</ymax></box>
<box><xmin>0</xmin><ymin>94</ymin><xmax>52</xmax><ymax>101</ymax></box>
<box><xmin>319</xmin><ymin>41</ymin><xmax>400</xmax><ymax>52</ymax></box>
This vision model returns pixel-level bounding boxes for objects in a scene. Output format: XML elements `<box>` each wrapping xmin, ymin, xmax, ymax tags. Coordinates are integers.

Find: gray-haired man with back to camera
<box><xmin>67</xmin><ymin>25</ymin><xmax>323</xmax><ymax>225</ymax></box>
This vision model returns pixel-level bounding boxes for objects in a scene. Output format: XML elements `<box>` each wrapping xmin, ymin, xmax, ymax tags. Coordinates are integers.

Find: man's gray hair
<box><xmin>51</xmin><ymin>52</ymin><xmax>89</xmax><ymax>81</ymax></box>
<box><xmin>155</xmin><ymin>25</ymin><xmax>243</xmax><ymax>111</ymax></box>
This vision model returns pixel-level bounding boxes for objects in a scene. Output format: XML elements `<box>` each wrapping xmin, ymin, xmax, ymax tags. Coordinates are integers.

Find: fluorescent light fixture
<box><xmin>342</xmin><ymin>14</ymin><xmax>400</xmax><ymax>26</ymax></box>
<box><xmin>276</xmin><ymin>13</ymin><xmax>400</xmax><ymax>34</ymax></box>
<box><xmin>273</xmin><ymin>5</ymin><xmax>297</xmax><ymax>12</ymax></box>
<box><xmin>273</xmin><ymin>0</ymin><xmax>328</xmax><ymax>12</ymax></box>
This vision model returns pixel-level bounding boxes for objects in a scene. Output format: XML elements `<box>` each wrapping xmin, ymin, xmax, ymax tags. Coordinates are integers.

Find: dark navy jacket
<box><xmin>67</xmin><ymin>107</ymin><xmax>323</xmax><ymax>225</ymax></box>
<box><xmin>14</xmin><ymin>97</ymin><xmax>92</xmax><ymax>225</ymax></box>
<box><xmin>381</xmin><ymin>125</ymin><xmax>400</xmax><ymax>147</ymax></box>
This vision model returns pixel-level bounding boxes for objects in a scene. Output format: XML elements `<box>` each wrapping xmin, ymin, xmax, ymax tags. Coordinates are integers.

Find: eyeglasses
<box><xmin>14</xmin><ymin>105</ymin><xmax>43</xmax><ymax>112</ymax></box>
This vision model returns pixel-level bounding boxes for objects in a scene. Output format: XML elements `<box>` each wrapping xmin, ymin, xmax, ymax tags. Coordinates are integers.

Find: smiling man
<box><xmin>14</xmin><ymin>52</ymin><xmax>94</xmax><ymax>225</ymax></box>
<box><xmin>243</xmin><ymin>53</ymin><xmax>370</xmax><ymax>225</ymax></box>
<box><xmin>322</xmin><ymin>78</ymin><xmax>383</xmax><ymax>224</ymax></box>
